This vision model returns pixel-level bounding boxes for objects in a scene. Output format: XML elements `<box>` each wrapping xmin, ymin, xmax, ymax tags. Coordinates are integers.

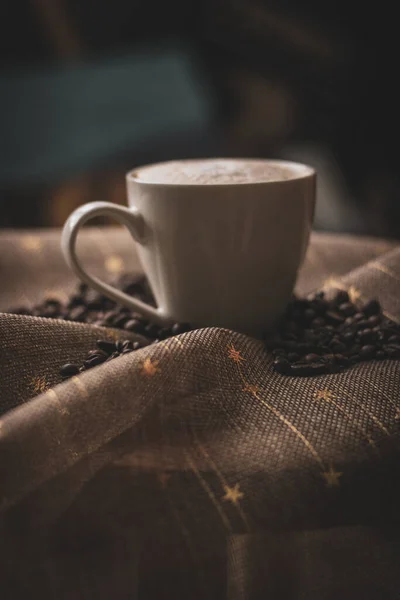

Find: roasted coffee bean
<box><xmin>388</xmin><ymin>335</ymin><xmax>400</xmax><ymax>344</ymax></box>
<box><xmin>67</xmin><ymin>294</ymin><xmax>84</xmax><ymax>309</ymax></box>
<box><xmin>84</xmin><ymin>354</ymin><xmax>107</xmax><ymax>368</ymax></box>
<box><xmin>359</xmin><ymin>345</ymin><xmax>375</xmax><ymax>360</ymax></box>
<box><xmin>60</xmin><ymin>363</ymin><xmax>80</xmax><ymax>377</ymax></box>
<box><xmin>272</xmin><ymin>348</ymin><xmax>285</xmax><ymax>356</ymax></box>
<box><xmin>330</xmin><ymin>341</ymin><xmax>346</xmax><ymax>353</ymax></box>
<box><xmin>311</xmin><ymin>317</ymin><xmax>325</xmax><ymax>328</ymax></box>
<box><xmin>96</xmin><ymin>340</ymin><xmax>117</xmax><ymax>354</ymax></box>
<box><xmin>326</xmin><ymin>310</ymin><xmax>345</xmax><ymax>324</ymax></box>
<box><xmin>113</xmin><ymin>315</ymin><xmax>130</xmax><ymax>328</ymax></box>
<box><xmin>273</xmin><ymin>358</ymin><xmax>290</xmax><ymax>374</ymax></box>
<box><xmin>355</xmin><ymin>319</ymin><xmax>370</xmax><ymax>331</ymax></box>
<box><xmin>385</xmin><ymin>344</ymin><xmax>400</xmax><ymax>358</ymax></box>
<box><xmin>362</xmin><ymin>299</ymin><xmax>380</xmax><ymax>316</ymax></box>
<box><xmin>144</xmin><ymin>323</ymin><xmax>160</xmax><ymax>338</ymax></box>
<box><xmin>339</xmin><ymin>302</ymin><xmax>356</xmax><ymax>317</ymax></box>
<box><xmin>341</xmin><ymin>331</ymin><xmax>355</xmax><ymax>344</ymax></box>
<box><xmin>304</xmin><ymin>308</ymin><xmax>316</xmax><ymax>321</ymax></box>
<box><xmin>304</xmin><ymin>353</ymin><xmax>320</xmax><ymax>363</ymax></box>
<box><xmin>334</xmin><ymin>354</ymin><xmax>350</xmax><ymax>366</ymax></box>
<box><xmin>334</xmin><ymin>290</ymin><xmax>350</xmax><ymax>304</ymax></box>
<box><xmin>310</xmin><ymin>299</ymin><xmax>326</xmax><ymax>313</ymax></box>
<box><xmin>158</xmin><ymin>327</ymin><xmax>172</xmax><ymax>340</ymax></box>
<box><xmin>376</xmin><ymin>350</ymin><xmax>386</xmax><ymax>360</ymax></box>
<box><xmin>124</xmin><ymin>319</ymin><xmax>145</xmax><ymax>333</ymax></box>
<box><xmin>104</xmin><ymin>310</ymin><xmax>119</xmax><ymax>324</ymax></box>
<box><xmin>358</xmin><ymin>329</ymin><xmax>376</xmax><ymax>344</ymax></box>
<box><xmin>367</xmin><ymin>315</ymin><xmax>381</xmax><ymax>327</ymax></box>
<box><xmin>353</xmin><ymin>313</ymin><xmax>364</xmax><ymax>322</ymax></box>
<box><xmin>87</xmin><ymin>349</ymin><xmax>108</xmax><ymax>358</ymax></box>
<box><xmin>93</xmin><ymin>319</ymin><xmax>108</xmax><ymax>327</ymax></box>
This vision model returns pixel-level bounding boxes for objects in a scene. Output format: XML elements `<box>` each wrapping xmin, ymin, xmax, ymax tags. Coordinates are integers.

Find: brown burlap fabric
<box><xmin>1</xmin><ymin>227</ymin><xmax>400</xmax><ymax>599</ymax></box>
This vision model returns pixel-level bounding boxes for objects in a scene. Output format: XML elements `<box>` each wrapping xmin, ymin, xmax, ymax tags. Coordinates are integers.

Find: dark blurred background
<box><xmin>1</xmin><ymin>0</ymin><xmax>399</xmax><ymax>236</ymax></box>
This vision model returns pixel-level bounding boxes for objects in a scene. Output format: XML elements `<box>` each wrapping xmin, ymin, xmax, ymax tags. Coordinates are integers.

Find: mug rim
<box><xmin>126</xmin><ymin>158</ymin><xmax>315</xmax><ymax>188</ymax></box>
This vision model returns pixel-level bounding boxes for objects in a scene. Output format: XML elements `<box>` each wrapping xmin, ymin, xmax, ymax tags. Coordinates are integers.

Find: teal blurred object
<box><xmin>0</xmin><ymin>46</ymin><xmax>215</xmax><ymax>186</ymax></box>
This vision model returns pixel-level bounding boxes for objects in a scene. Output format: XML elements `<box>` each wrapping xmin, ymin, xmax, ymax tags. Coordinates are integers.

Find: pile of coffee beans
<box><xmin>10</xmin><ymin>276</ymin><xmax>400</xmax><ymax>379</ymax></box>
<box><xmin>59</xmin><ymin>338</ymin><xmax>146</xmax><ymax>380</ymax></box>
<box><xmin>266</xmin><ymin>290</ymin><xmax>400</xmax><ymax>376</ymax></box>
<box><xmin>10</xmin><ymin>275</ymin><xmax>191</xmax><ymax>380</ymax></box>
<box><xmin>11</xmin><ymin>275</ymin><xmax>190</xmax><ymax>341</ymax></box>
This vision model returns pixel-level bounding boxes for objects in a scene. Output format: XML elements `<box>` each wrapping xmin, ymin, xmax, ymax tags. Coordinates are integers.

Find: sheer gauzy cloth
<box><xmin>1</xmin><ymin>228</ymin><xmax>400</xmax><ymax>600</ymax></box>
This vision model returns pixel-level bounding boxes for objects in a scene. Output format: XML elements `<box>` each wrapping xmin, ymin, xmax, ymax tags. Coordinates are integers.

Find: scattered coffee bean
<box><xmin>96</xmin><ymin>340</ymin><xmax>116</xmax><ymax>354</ymax></box>
<box><xmin>124</xmin><ymin>319</ymin><xmax>144</xmax><ymax>333</ymax></box>
<box><xmin>359</xmin><ymin>345</ymin><xmax>375</xmax><ymax>360</ymax></box>
<box><xmin>84</xmin><ymin>354</ymin><xmax>107</xmax><ymax>369</ymax></box>
<box><xmin>335</xmin><ymin>290</ymin><xmax>350</xmax><ymax>304</ymax></box>
<box><xmin>273</xmin><ymin>358</ymin><xmax>290</xmax><ymax>374</ymax></box>
<box><xmin>358</xmin><ymin>329</ymin><xmax>376</xmax><ymax>344</ymax></box>
<box><xmin>60</xmin><ymin>363</ymin><xmax>80</xmax><ymax>378</ymax></box>
<box><xmin>385</xmin><ymin>345</ymin><xmax>400</xmax><ymax>358</ymax></box>
<box><xmin>362</xmin><ymin>299</ymin><xmax>380</xmax><ymax>316</ymax></box>
<box><xmin>304</xmin><ymin>353</ymin><xmax>319</xmax><ymax>363</ymax></box>
<box><xmin>326</xmin><ymin>310</ymin><xmax>345</xmax><ymax>325</ymax></box>
<box><xmin>339</xmin><ymin>302</ymin><xmax>356</xmax><ymax>317</ymax></box>
<box><xmin>367</xmin><ymin>315</ymin><xmax>381</xmax><ymax>327</ymax></box>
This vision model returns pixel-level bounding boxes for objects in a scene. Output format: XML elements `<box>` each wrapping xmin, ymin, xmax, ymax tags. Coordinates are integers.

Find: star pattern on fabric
<box><xmin>314</xmin><ymin>388</ymin><xmax>335</xmax><ymax>402</ymax></box>
<box><xmin>223</xmin><ymin>483</ymin><xmax>244</xmax><ymax>505</ymax></box>
<box><xmin>142</xmin><ymin>357</ymin><xmax>160</xmax><ymax>377</ymax></box>
<box><xmin>321</xmin><ymin>466</ymin><xmax>342</xmax><ymax>488</ymax></box>
<box><xmin>242</xmin><ymin>383</ymin><xmax>259</xmax><ymax>395</ymax></box>
<box><xmin>227</xmin><ymin>344</ymin><xmax>245</xmax><ymax>364</ymax></box>
<box><xmin>31</xmin><ymin>376</ymin><xmax>50</xmax><ymax>395</ymax></box>
<box><xmin>21</xmin><ymin>236</ymin><xmax>43</xmax><ymax>252</ymax></box>
<box><xmin>104</xmin><ymin>255</ymin><xmax>124</xmax><ymax>274</ymax></box>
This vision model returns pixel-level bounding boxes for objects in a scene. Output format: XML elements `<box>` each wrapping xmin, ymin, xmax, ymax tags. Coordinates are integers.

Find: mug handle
<box><xmin>61</xmin><ymin>201</ymin><xmax>171</xmax><ymax>326</ymax></box>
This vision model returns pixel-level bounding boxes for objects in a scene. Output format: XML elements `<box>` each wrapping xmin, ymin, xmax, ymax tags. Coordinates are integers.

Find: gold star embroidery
<box><xmin>314</xmin><ymin>389</ymin><xmax>335</xmax><ymax>402</ymax></box>
<box><xmin>242</xmin><ymin>383</ymin><xmax>259</xmax><ymax>395</ymax></box>
<box><xmin>31</xmin><ymin>376</ymin><xmax>50</xmax><ymax>395</ymax></box>
<box><xmin>227</xmin><ymin>344</ymin><xmax>245</xmax><ymax>364</ymax></box>
<box><xmin>104</xmin><ymin>255</ymin><xmax>124</xmax><ymax>274</ymax></box>
<box><xmin>21</xmin><ymin>236</ymin><xmax>43</xmax><ymax>252</ymax></box>
<box><xmin>223</xmin><ymin>483</ymin><xmax>244</xmax><ymax>505</ymax></box>
<box><xmin>142</xmin><ymin>357</ymin><xmax>160</xmax><ymax>377</ymax></box>
<box><xmin>322</xmin><ymin>466</ymin><xmax>342</xmax><ymax>488</ymax></box>
<box><xmin>158</xmin><ymin>472</ymin><xmax>171</xmax><ymax>489</ymax></box>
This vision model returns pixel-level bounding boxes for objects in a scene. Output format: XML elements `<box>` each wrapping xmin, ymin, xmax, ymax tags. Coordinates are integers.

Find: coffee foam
<box><xmin>132</xmin><ymin>159</ymin><xmax>307</xmax><ymax>185</ymax></box>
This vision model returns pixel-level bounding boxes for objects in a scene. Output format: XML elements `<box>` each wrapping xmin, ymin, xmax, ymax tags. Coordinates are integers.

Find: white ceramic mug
<box><xmin>62</xmin><ymin>158</ymin><xmax>316</xmax><ymax>335</ymax></box>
